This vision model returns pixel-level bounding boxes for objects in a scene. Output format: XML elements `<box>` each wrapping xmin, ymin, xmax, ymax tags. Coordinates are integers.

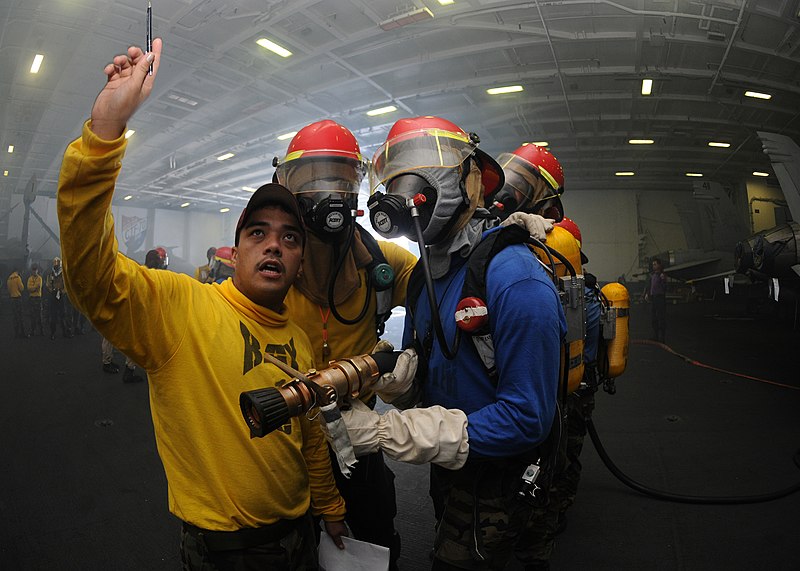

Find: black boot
<box><xmin>103</xmin><ymin>362</ymin><xmax>120</xmax><ymax>374</ymax></box>
<box><xmin>123</xmin><ymin>366</ymin><xmax>144</xmax><ymax>383</ymax></box>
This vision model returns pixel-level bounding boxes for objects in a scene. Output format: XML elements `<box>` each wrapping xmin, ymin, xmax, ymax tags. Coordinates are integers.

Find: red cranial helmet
<box><xmin>495</xmin><ymin>143</ymin><xmax>565</xmax><ymax>220</ymax></box>
<box><xmin>214</xmin><ymin>246</ymin><xmax>235</xmax><ymax>268</ymax></box>
<box><xmin>555</xmin><ymin>216</ymin><xmax>581</xmax><ymax>246</ymax></box>
<box><xmin>370</xmin><ymin>116</ymin><xmax>503</xmax><ymax>198</ymax></box>
<box><xmin>274</xmin><ymin>120</ymin><xmax>366</xmax><ymax>201</ymax></box>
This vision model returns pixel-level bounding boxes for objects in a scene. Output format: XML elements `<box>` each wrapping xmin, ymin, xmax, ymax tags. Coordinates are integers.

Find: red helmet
<box><xmin>555</xmin><ymin>217</ymin><xmax>581</xmax><ymax>246</ymax></box>
<box><xmin>275</xmin><ymin>120</ymin><xmax>366</xmax><ymax>198</ymax></box>
<box><xmin>506</xmin><ymin>143</ymin><xmax>564</xmax><ymax>191</ymax></box>
<box><xmin>555</xmin><ymin>216</ymin><xmax>589</xmax><ymax>264</ymax></box>
<box><xmin>155</xmin><ymin>247</ymin><xmax>167</xmax><ymax>260</ymax></box>
<box><xmin>214</xmin><ymin>246</ymin><xmax>235</xmax><ymax>268</ymax></box>
<box><xmin>371</xmin><ymin>116</ymin><xmax>503</xmax><ymax>198</ymax></box>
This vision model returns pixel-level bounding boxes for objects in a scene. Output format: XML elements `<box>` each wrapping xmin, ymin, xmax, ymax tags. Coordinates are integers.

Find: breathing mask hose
<box><xmin>525</xmin><ymin>236</ymin><xmax>558</xmax><ymax>282</ymax></box>
<box><xmin>411</xmin><ymin>203</ymin><xmax>460</xmax><ymax>360</ymax></box>
<box><xmin>327</xmin><ymin>222</ymin><xmax>373</xmax><ymax>325</ymax></box>
<box><xmin>587</xmin><ymin>419</ymin><xmax>800</xmax><ymax>504</ymax></box>
<box><xmin>543</xmin><ymin>245</ymin><xmax>577</xmax><ymax>278</ymax></box>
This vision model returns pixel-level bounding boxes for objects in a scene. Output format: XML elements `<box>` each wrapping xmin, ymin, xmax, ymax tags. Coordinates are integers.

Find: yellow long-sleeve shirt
<box><xmin>27</xmin><ymin>274</ymin><xmax>43</xmax><ymax>297</ymax></box>
<box><xmin>284</xmin><ymin>241</ymin><xmax>417</xmax><ymax>366</ymax></box>
<box><xmin>57</xmin><ymin>121</ymin><xmax>345</xmax><ymax>531</ymax></box>
<box><xmin>7</xmin><ymin>272</ymin><xmax>24</xmax><ymax>298</ymax></box>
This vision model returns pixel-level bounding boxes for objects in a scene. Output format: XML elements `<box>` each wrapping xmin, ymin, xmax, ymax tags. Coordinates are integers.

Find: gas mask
<box><xmin>368</xmin><ymin>160</ymin><xmax>481</xmax><ymax>245</ymax></box>
<box><xmin>275</xmin><ymin>158</ymin><xmax>363</xmax><ymax>240</ymax></box>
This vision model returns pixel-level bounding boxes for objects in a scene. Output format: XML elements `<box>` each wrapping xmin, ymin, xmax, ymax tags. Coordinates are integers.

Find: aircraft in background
<box><xmin>643</xmin><ymin>179</ymin><xmax>749</xmax><ymax>286</ymax></box>
<box><xmin>733</xmin><ymin>132</ymin><xmax>800</xmax><ymax>300</ymax></box>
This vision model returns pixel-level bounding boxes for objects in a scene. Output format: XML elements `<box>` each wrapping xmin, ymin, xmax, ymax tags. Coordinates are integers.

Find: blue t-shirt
<box><xmin>403</xmin><ymin>232</ymin><xmax>567</xmax><ymax>459</ymax></box>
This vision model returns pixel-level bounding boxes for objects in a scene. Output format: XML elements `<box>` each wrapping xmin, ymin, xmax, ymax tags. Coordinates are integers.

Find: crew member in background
<box><xmin>194</xmin><ymin>246</ymin><xmax>217</xmax><ymax>283</ymax></box>
<box><xmin>210</xmin><ymin>246</ymin><xmax>236</xmax><ymax>283</ymax></box>
<box><xmin>275</xmin><ymin>119</ymin><xmax>418</xmax><ymax>570</ymax></box>
<box><xmin>644</xmin><ymin>257</ymin><xmax>667</xmax><ymax>342</ymax></box>
<box><xmin>57</xmin><ymin>38</ymin><xmax>346</xmax><ymax>569</ymax></box>
<box><xmin>331</xmin><ymin>116</ymin><xmax>566</xmax><ymax>570</ymax></box>
<box><xmin>45</xmin><ymin>257</ymin><xmax>71</xmax><ymax>340</ymax></box>
<box><xmin>154</xmin><ymin>246</ymin><xmax>169</xmax><ymax>269</ymax></box>
<box><xmin>7</xmin><ymin>266</ymin><xmax>27</xmax><ymax>338</ymax></box>
<box><xmin>27</xmin><ymin>263</ymin><xmax>44</xmax><ymax>336</ymax></box>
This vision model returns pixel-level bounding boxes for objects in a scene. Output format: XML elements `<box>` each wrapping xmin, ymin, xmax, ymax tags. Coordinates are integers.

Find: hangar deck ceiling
<box><xmin>1</xmin><ymin>0</ymin><xmax>798</xmax><ymax>211</ymax></box>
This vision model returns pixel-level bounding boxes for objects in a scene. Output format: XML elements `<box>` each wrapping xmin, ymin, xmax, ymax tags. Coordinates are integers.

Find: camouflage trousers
<box><xmin>514</xmin><ymin>388</ymin><xmax>596</xmax><ymax>566</ymax></box>
<box><xmin>430</xmin><ymin>457</ymin><xmax>536</xmax><ymax>570</ymax></box>
<box><xmin>179</xmin><ymin>514</ymin><xmax>318</xmax><ymax>571</ymax></box>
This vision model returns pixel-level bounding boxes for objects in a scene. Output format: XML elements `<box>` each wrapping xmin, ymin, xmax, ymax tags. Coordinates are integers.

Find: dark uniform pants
<box><xmin>179</xmin><ymin>514</ymin><xmax>318</xmax><ymax>571</ymax></box>
<box><xmin>514</xmin><ymin>389</ymin><xmax>596</xmax><ymax>566</ymax></box>
<box><xmin>431</xmin><ymin>459</ymin><xmax>534</xmax><ymax>570</ymax></box>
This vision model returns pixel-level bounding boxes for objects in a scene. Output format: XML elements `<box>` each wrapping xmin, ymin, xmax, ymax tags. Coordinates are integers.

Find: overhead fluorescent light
<box><xmin>123</xmin><ymin>195</ymin><xmax>133</xmax><ymax>200</ymax></box>
<box><xmin>379</xmin><ymin>7</ymin><xmax>434</xmax><ymax>31</ymax></box>
<box><xmin>30</xmin><ymin>54</ymin><xmax>44</xmax><ymax>74</ymax></box>
<box><xmin>7</xmin><ymin>145</ymin><xmax>13</xmax><ymax>153</ymax></box>
<box><xmin>180</xmin><ymin>202</ymin><xmax>190</xmax><ymax>208</ymax></box>
<box><xmin>277</xmin><ymin>131</ymin><xmax>297</xmax><ymax>141</ymax></box>
<box><xmin>242</xmin><ymin>186</ymin><xmax>257</xmax><ymax>192</ymax></box>
<box><xmin>685</xmin><ymin>172</ymin><xmax>703</xmax><ymax>177</ymax></box>
<box><xmin>641</xmin><ymin>78</ymin><xmax>652</xmax><ymax>95</ymax></box>
<box><xmin>220</xmin><ymin>207</ymin><xmax>230</xmax><ymax>213</ymax></box>
<box><xmin>744</xmin><ymin>90</ymin><xmax>772</xmax><ymax>100</ymax></box>
<box><xmin>124</xmin><ymin>130</ymin><xmax>135</xmax><ymax>139</ymax></box>
<box><xmin>439</xmin><ymin>0</ymin><xmax>455</xmax><ymax>4</ymax></box>
<box><xmin>615</xmin><ymin>171</ymin><xmax>635</xmax><ymax>176</ymax></box>
<box><xmin>167</xmin><ymin>92</ymin><xmax>199</xmax><ymax>107</ymax></box>
<box><xmin>3</xmin><ymin>170</ymin><xmax>8</xmax><ymax>176</ymax></box>
<box><xmin>256</xmin><ymin>38</ymin><xmax>292</xmax><ymax>58</ymax></box>
<box><xmin>487</xmin><ymin>85</ymin><xmax>524</xmax><ymax>95</ymax></box>
<box><xmin>531</xmin><ymin>141</ymin><xmax>549</xmax><ymax>147</ymax></box>
<box><xmin>752</xmin><ymin>171</ymin><xmax>770</xmax><ymax>177</ymax></box>
<box><xmin>708</xmin><ymin>141</ymin><xmax>730</xmax><ymax>148</ymax></box>
<box><xmin>628</xmin><ymin>139</ymin><xmax>654</xmax><ymax>144</ymax></box>
<box><xmin>367</xmin><ymin>105</ymin><xmax>397</xmax><ymax>116</ymax></box>
<box><xmin>217</xmin><ymin>152</ymin><xmax>235</xmax><ymax>161</ymax></box>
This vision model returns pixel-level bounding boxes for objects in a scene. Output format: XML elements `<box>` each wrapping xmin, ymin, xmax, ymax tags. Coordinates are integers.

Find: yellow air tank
<box><xmin>533</xmin><ymin>225</ymin><xmax>584</xmax><ymax>393</ymax></box>
<box><xmin>600</xmin><ymin>282</ymin><xmax>629</xmax><ymax>378</ymax></box>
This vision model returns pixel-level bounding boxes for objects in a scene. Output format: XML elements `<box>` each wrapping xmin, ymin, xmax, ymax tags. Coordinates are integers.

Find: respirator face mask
<box><xmin>368</xmin><ymin>129</ymin><xmax>477</xmax><ymax>244</ymax></box>
<box><xmin>277</xmin><ymin>158</ymin><xmax>364</xmax><ymax>240</ymax></box>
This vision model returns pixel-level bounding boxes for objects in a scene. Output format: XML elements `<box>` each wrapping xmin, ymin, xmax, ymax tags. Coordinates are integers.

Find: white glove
<box><xmin>370</xmin><ymin>342</ymin><xmax>418</xmax><ymax>405</ymax></box>
<box><xmin>501</xmin><ymin>211</ymin><xmax>554</xmax><ymax>242</ymax></box>
<box><xmin>318</xmin><ymin>402</ymin><xmax>358</xmax><ymax>478</ymax></box>
<box><xmin>338</xmin><ymin>399</ymin><xmax>469</xmax><ymax>470</ymax></box>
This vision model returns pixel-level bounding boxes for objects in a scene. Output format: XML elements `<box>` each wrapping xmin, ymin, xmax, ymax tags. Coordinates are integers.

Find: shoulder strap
<box><xmin>459</xmin><ymin>224</ymin><xmax>532</xmax><ymax>382</ymax></box>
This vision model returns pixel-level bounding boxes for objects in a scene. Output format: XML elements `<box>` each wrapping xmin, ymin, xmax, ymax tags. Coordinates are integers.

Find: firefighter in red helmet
<box><xmin>276</xmin><ymin>119</ymin><xmax>420</xmax><ymax>570</ymax></box>
<box><xmin>491</xmin><ymin>143</ymin><xmax>565</xmax><ymax>223</ymax></box>
<box><xmin>326</xmin><ymin>115</ymin><xmax>567</xmax><ymax>571</ymax></box>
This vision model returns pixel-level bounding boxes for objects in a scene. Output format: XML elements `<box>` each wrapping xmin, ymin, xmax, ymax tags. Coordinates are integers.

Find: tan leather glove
<box><xmin>338</xmin><ymin>399</ymin><xmax>469</xmax><ymax>470</ymax></box>
<box><xmin>501</xmin><ymin>211</ymin><xmax>554</xmax><ymax>242</ymax></box>
<box><xmin>370</xmin><ymin>341</ymin><xmax>418</xmax><ymax>405</ymax></box>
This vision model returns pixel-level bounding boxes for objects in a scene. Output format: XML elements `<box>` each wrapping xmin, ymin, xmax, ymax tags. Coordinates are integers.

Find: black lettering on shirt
<box><xmin>240</xmin><ymin>321</ymin><xmax>300</xmax><ymax>375</ymax></box>
<box><xmin>240</xmin><ymin>321</ymin><xmax>263</xmax><ymax>375</ymax></box>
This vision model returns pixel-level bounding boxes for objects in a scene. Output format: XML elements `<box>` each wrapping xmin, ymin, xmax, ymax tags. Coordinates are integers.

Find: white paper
<box><xmin>318</xmin><ymin>531</ymin><xmax>390</xmax><ymax>571</ymax></box>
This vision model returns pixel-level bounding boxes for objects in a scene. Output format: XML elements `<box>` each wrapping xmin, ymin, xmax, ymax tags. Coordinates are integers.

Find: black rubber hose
<box><xmin>329</xmin><ymin>223</ymin><xmax>373</xmax><ymax>325</ymax></box>
<box><xmin>412</xmin><ymin>210</ymin><xmax>460</xmax><ymax>360</ymax></box>
<box><xmin>587</xmin><ymin>418</ymin><xmax>800</xmax><ymax>504</ymax></box>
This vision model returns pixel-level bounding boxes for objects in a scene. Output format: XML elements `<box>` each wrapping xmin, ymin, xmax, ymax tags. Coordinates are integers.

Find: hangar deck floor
<box><xmin>1</xmin><ymin>292</ymin><xmax>798</xmax><ymax>570</ymax></box>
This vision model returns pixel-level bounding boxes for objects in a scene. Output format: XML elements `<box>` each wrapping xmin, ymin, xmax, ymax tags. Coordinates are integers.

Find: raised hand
<box><xmin>90</xmin><ymin>38</ymin><xmax>162</xmax><ymax>140</ymax></box>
